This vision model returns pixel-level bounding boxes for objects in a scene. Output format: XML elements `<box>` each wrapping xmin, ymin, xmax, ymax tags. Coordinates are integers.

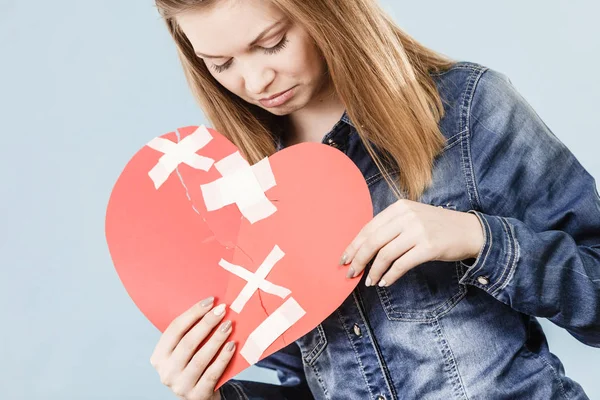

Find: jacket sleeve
<box><xmin>219</xmin><ymin>341</ymin><xmax>314</xmax><ymax>399</ymax></box>
<box><xmin>459</xmin><ymin>67</ymin><xmax>600</xmax><ymax>347</ymax></box>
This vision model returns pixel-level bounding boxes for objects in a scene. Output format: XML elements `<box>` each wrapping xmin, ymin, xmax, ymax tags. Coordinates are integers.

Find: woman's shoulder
<box><xmin>432</xmin><ymin>60</ymin><xmax>518</xmax><ymax>105</ymax></box>
<box><xmin>431</xmin><ymin>61</ymin><xmax>526</xmax><ymax>134</ymax></box>
<box><xmin>430</xmin><ymin>60</ymin><xmax>514</xmax><ymax>96</ymax></box>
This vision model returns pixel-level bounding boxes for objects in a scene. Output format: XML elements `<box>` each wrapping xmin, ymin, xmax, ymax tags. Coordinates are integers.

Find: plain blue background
<box><xmin>1</xmin><ymin>1</ymin><xmax>599</xmax><ymax>398</ymax></box>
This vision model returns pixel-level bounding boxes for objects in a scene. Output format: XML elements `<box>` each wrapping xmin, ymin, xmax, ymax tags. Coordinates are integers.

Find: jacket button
<box><xmin>376</xmin><ymin>396</ymin><xmax>386</xmax><ymax>400</ymax></box>
<box><xmin>353</xmin><ymin>323</ymin><xmax>362</xmax><ymax>337</ymax></box>
<box><xmin>326</xmin><ymin>138</ymin><xmax>339</xmax><ymax>148</ymax></box>
<box><xmin>477</xmin><ymin>276</ymin><xmax>490</xmax><ymax>285</ymax></box>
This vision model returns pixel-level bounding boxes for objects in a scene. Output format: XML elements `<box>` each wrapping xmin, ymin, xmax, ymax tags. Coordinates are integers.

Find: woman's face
<box><xmin>176</xmin><ymin>0</ymin><xmax>330</xmax><ymax>117</ymax></box>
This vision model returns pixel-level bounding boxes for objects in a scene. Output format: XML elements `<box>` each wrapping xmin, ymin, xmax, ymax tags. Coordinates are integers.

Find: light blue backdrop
<box><xmin>1</xmin><ymin>1</ymin><xmax>598</xmax><ymax>398</ymax></box>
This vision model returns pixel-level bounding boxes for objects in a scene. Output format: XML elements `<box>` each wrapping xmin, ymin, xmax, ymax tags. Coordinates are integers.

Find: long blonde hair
<box><xmin>155</xmin><ymin>0</ymin><xmax>456</xmax><ymax>201</ymax></box>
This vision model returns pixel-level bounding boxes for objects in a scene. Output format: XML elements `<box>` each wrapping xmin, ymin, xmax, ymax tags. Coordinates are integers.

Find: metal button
<box><xmin>353</xmin><ymin>323</ymin><xmax>362</xmax><ymax>337</ymax></box>
<box><xmin>326</xmin><ymin>138</ymin><xmax>339</xmax><ymax>148</ymax></box>
<box><xmin>376</xmin><ymin>396</ymin><xmax>386</xmax><ymax>400</ymax></box>
<box><xmin>477</xmin><ymin>276</ymin><xmax>490</xmax><ymax>285</ymax></box>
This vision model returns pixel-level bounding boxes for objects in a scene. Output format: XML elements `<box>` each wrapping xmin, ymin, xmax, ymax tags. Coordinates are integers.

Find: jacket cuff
<box><xmin>459</xmin><ymin>210</ymin><xmax>519</xmax><ymax>297</ymax></box>
<box><xmin>218</xmin><ymin>380</ymin><xmax>249</xmax><ymax>400</ymax></box>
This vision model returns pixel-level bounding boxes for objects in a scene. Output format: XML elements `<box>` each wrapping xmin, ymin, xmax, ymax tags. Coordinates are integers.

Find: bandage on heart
<box><xmin>105</xmin><ymin>125</ymin><xmax>373</xmax><ymax>389</ymax></box>
<box><xmin>219</xmin><ymin>245</ymin><xmax>305</xmax><ymax>364</ymax></box>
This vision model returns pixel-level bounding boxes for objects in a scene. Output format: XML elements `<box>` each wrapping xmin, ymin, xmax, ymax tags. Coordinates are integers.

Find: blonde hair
<box><xmin>155</xmin><ymin>0</ymin><xmax>456</xmax><ymax>201</ymax></box>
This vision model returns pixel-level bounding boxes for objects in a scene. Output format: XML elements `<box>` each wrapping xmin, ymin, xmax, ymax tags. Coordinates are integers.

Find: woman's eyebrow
<box><xmin>195</xmin><ymin>19</ymin><xmax>286</xmax><ymax>58</ymax></box>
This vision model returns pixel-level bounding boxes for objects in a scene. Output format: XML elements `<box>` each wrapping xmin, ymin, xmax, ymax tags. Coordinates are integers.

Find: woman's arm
<box><xmin>461</xmin><ymin>67</ymin><xmax>600</xmax><ymax>347</ymax></box>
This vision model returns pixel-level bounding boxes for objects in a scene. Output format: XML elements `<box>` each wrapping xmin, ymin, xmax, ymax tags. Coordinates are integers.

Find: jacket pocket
<box><xmin>375</xmin><ymin>201</ymin><xmax>467</xmax><ymax>321</ymax></box>
<box><xmin>295</xmin><ymin>324</ymin><xmax>328</xmax><ymax>366</ymax></box>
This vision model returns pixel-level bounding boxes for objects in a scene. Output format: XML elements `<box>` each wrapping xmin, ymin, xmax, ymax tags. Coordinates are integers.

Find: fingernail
<box><xmin>378</xmin><ymin>279</ymin><xmax>387</xmax><ymax>287</ymax></box>
<box><xmin>200</xmin><ymin>296</ymin><xmax>214</xmax><ymax>307</ymax></box>
<box><xmin>346</xmin><ymin>267</ymin><xmax>355</xmax><ymax>279</ymax></box>
<box><xmin>213</xmin><ymin>304</ymin><xmax>226</xmax><ymax>316</ymax></box>
<box><xmin>220</xmin><ymin>320</ymin><xmax>232</xmax><ymax>333</ymax></box>
<box><xmin>225</xmin><ymin>341</ymin><xmax>235</xmax><ymax>351</ymax></box>
<box><xmin>339</xmin><ymin>253</ymin><xmax>348</xmax><ymax>265</ymax></box>
<box><xmin>365</xmin><ymin>276</ymin><xmax>372</xmax><ymax>286</ymax></box>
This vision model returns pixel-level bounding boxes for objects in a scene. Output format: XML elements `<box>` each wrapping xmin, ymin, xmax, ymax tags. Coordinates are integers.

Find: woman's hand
<box><xmin>340</xmin><ymin>199</ymin><xmax>484</xmax><ymax>287</ymax></box>
<box><xmin>150</xmin><ymin>297</ymin><xmax>235</xmax><ymax>400</ymax></box>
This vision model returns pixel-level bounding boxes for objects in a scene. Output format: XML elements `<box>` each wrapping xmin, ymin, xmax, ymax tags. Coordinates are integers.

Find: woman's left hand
<box><xmin>340</xmin><ymin>199</ymin><xmax>485</xmax><ymax>287</ymax></box>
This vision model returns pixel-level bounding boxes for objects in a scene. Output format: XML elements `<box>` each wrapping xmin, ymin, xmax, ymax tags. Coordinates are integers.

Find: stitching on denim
<box><xmin>442</xmin><ymin>131</ymin><xmax>465</xmax><ymax>152</ymax></box>
<box><xmin>463</xmin><ymin>212</ymin><xmax>493</xmax><ymax>282</ymax></box>
<box><xmin>335</xmin><ymin>308</ymin><xmax>376</xmax><ymax>399</ymax></box>
<box><xmin>363</xmin><ymin>128</ymin><xmax>463</xmax><ymax>187</ymax></box>
<box><xmin>353</xmin><ymin>291</ymin><xmax>398</xmax><ymax>399</ymax></box>
<box><xmin>522</xmin><ymin>346</ymin><xmax>569</xmax><ymax>399</ymax></box>
<box><xmin>494</xmin><ymin>218</ymin><xmax>520</xmax><ymax>295</ymax></box>
<box><xmin>230</xmin><ymin>381</ymin><xmax>249</xmax><ymax>400</ymax></box>
<box><xmin>376</xmin><ymin>276</ymin><xmax>466</xmax><ymax>322</ymax></box>
<box><xmin>307</xmin><ymin>355</ymin><xmax>331</xmax><ymax>400</ymax></box>
<box><xmin>488</xmin><ymin>217</ymin><xmax>513</xmax><ymax>294</ymax></box>
<box><xmin>376</xmin><ymin>262</ymin><xmax>467</xmax><ymax>322</ymax></box>
<box><xmin>366</xmin><ymin>169</ymin><xmax>400</xmax><ymax>187</ymax></box>
<box><xmin>302</xmin><ymin>324</ymin><xmax>327</xmax><ymax>365</ymax></box>
<box><xmin>432</xmin><ymin>318</ymin><xmax>469</xmax><ymax>400</ymax></box>
<box><xmin>460</xmin><ymin>211</ymin><xmax>488</xmax><ymax>278</ymax></box>
<box><xmin>461</xmin><ymin>68</ymin><xmax>488</xmax><ymax>211</ymax></box>
<box><xmin>489</xmin><ymin>217</ymin><xmax>513</xmax><ymax>295</ymax></box>
<box><xmin>429</xmin><ymin>62</ymin><xmax>481</xmax><ymax>77</ymax></box>
<box><xmin>459</xmin><ymin>130</ymin><xmax>475</xmax><ymax>210</ymax></box>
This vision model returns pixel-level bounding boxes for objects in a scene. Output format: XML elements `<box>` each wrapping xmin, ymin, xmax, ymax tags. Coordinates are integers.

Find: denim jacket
<box><xmin>219</xmin><ymin>61</ymin><xmax>600</xmax><ymax>400</ymax></box>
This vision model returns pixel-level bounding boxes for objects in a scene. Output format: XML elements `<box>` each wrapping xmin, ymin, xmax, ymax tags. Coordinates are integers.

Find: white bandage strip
<box><xmin>200</xmin><ymin>152</ymin><xmax>277</xmax><ymax>224</ymax></box>
<box><xmin>146</xmin><ymin>125</ymin><xmax>215</xmax><ymax>189</ymax></box>
<box><xmin>240</xmin><ymin>297</ymin><xmax>306</xmax><ymax>365</ymax></box>
<box><xmin>218</xmin><ymin>245</ymin><xmax>290</xmax><ymax>313</ymax></box>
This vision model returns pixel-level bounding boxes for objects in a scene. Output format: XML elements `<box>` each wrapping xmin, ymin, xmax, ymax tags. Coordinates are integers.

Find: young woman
<box><xmin>148</xmin><ymin>0</ymin><xmax>600</xmax><ymax>399</ymax></box>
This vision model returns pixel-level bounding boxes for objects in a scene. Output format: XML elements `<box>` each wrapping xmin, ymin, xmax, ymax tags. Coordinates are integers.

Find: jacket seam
<box><xmin>429</xmin><ymin>62</ymin><xmax>483</xmax><ymax>77</ymax></box>
<box><xmin>487</xmin><ymin>217</ymin><xmax>513</xmax><ymax>294</ymax></box>
<box><xmin>432</xmin><ymin>317</ymin><xmax>469</xmax><ymax>400</ymax></box>
<box><xmin>366</xmin><ymin>169</ymin><xmax>400</xmax><ymax>187</ymax></box>
<box><xmin>303</xmin><ymin>324</ymin><xmax>327</xmax><ymax>365</ymax></box>
<box><xmin>353</xmin><ymin>291</ymin><xmax>399</xmax><ymax>399</ymax></box>
<box><xmin>306</xmin><ymin>357</ymin><xmax>331</xmax><ymax>400</ymax></box>
<box><xmin>499</xmin><ymin>220</ymin><xmax>520</xmax><ymax>293</ymax></box>
<box><xmin>461</xmin><ymin>67</ymin><xmax>488</xmax><ymax>211</ymax></box>
<box><xmin>335</xmin><ymin>308</ymin><xmax>376</xmax><ymax>399</ymax></box>
<box><xmin>230</xmin><ymin>381</ymin><xmax>249</xmax><ymax>400</ymax></box>
<box><xmin>462</xmin><ymin>211</ymin><xmax>493</xmax><ymax>280</ymax></box>
<box><xmin>522</xmin><ymin>346</ymin><xmax>569</xmax><ymax>399</ymax></box>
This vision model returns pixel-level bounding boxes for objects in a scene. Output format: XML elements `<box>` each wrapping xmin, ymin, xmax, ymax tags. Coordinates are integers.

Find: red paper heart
<box><xmin>105</xmin><ymin>126</ymin><xmax>372</xmax><ymax>389</ymax></box>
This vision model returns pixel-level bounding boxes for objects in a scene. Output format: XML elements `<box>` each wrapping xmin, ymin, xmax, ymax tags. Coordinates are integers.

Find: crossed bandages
<box><xmin>147</xmin><ymin>125</ymin><xmax>276</xmax><ymax>224</ymax></box>
<box><xmin>145</xmin><ymin>126</ymin><xmax>306</xmax><ymax>364</ymax></box>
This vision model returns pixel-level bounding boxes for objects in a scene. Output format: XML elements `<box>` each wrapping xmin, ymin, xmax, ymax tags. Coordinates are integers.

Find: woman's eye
<box><xmin>209</xmin><ymin>34</ymin><xmax>289</xmax><ymax>74</ymax></box>
<box><xmin>263</xmin><ymin>34</ymin><xmax>289</xmax><ymax>55</ymax></box>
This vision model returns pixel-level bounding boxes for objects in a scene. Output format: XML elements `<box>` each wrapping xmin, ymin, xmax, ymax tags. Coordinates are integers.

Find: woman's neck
<box><xmin>284</xmin><ymin>88</ymin><xmax>346</xmax><ymax>146</ymax></box>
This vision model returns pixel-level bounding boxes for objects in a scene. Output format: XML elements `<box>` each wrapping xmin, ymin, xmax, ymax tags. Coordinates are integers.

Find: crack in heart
<box><xmin>172</xmin><ymin>130</ymin><xmax>283</xmax><ymax>345</ymax></box>
<box><xmin>173</xmin><ymin>129</ymin><xmax>254</xmax><ymax>263</ymax></box>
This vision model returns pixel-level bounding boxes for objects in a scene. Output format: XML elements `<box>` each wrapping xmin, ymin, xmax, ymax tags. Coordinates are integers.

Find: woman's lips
<box><xmin>259</xmin><ymin>86</ymin><xmax>296</xmax><ymax>107</ymax></box>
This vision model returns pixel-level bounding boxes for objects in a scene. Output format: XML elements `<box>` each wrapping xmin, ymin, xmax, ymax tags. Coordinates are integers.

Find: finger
<box><xmin>184</xmin><ymin>315</ymin><xmax>233</xmax><ymax>375</ymax></box>
<box><xmin>191</xmin><ymin>341</ymin><xmax>237</xmax><ymax>399</ymax></box>
<box><xmin>151</xmin><ymin>296</ymin><xmax>216</xmax><ymax>364</ymax></box>
<box><xmin>340</xmin><ymin>200</ymin><xmax>411</xmax><ymax>266</ymax></box>
<box><xmin>347</xmin><ymin>220</ymin><xmax>403</xmax><ymax>279</ymax></box>
<box><xmin>377</xmin><ymin>246</ymin><xmax>430</xmax><ymax>287</ymax></box>
<box><xmin>366</xmin><ymin>233</ymin><xmax>415</xmax><ymax>286</ymax></box>
<box><xmin>170</xmin><ymin>304</ymin><xmax>229</xmax><ymax>369</ymax></box>
<box><xmin>177</xmin><ymin>314</ymin><xmax>233</xmax><ymax>386</ymax></box>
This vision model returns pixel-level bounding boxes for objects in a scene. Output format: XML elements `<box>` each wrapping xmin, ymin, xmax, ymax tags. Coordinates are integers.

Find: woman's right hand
<box><xmin>150</xmin><ymin>296</ymin><xmax>235</xmax><ymax>400</ymax></box>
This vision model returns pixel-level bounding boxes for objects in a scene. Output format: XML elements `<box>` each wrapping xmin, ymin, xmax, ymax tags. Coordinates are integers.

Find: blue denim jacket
<box><xmin>220</xmin><ymin>61</ymin><xmax>600</xmax><ymax>400</ymax></box>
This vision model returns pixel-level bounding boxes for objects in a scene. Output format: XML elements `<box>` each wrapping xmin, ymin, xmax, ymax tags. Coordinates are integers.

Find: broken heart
<box><xmin>105</xmin><ymin>125</ymin><xmax>373</xmax><ymax>388</ymax></box>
